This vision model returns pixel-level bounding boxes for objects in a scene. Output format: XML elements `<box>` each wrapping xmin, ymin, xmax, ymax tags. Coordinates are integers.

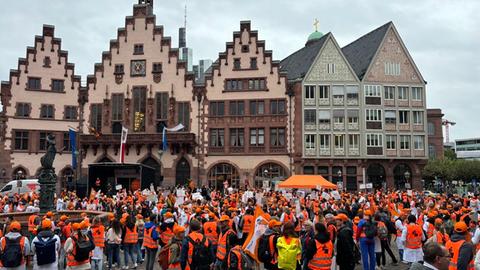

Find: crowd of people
<box><xmin>1</xmin><ymin>185</ymin><xmax>480</xmax><ymax>270</ymax></box>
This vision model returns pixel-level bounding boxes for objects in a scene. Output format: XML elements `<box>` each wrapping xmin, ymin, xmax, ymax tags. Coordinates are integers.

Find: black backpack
<box><xmin>364</xmin><ymin>221</ymin><xmax>378</xmax><ymax>239</ymax></box>
<box><xmin>72</xmin><ymin>235</ymin><xmax>94</xmax><ymax>262</ymax></box>
<box><xmin>257</xmin><ymin>234</ymin><xmax>273</xmax><ymax>263</ymax></box>
<box><xmin>385</xmin><ymin>219</ymin><xmax>397</xmax><ymax>235</ymax></box>
<box><xmin>34</xmin><ymin>235</ymin><xmax>57</xmax><ymax>265</ymax></box>
<box><xmin>188</xmin><ymin>235</ymin><xmax>212</xmax><ymax>270</ymax></box>
<box><xmin>1</xmin><ymin>237</ymin><xmax>23</xmax><ymax>267</ymax></box>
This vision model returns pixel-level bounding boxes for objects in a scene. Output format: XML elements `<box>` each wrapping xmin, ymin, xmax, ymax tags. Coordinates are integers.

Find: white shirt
<box><xmin>472</xmin><ymin>228</ymin><xmax>480</xmax><ymax>245</ymax></box>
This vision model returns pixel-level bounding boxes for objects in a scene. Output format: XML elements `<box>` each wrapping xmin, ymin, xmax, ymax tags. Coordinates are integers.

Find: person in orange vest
<box><xmin>28</xmin><ymin>213</ymin><xmax>39</xmax><ymax>241</ymax></box>
<box><xmin>305</xmin><ymin>222</ymin><xmax>333</xmax><ymax>270</ymax></box>
<box><xmin>215</xmin><ymin>215</ymin><xmax>237</xmax><ymax>270</ymax></box>
<box><xmin>160</xmin><ymin>212</ymin><xmax>175</xmax><ymax>247</ymax></box>
<box><xmin>64</xmin><ymin>222</ymin><xmax>93</xmax><ymax>269</ymax></box>
<box><xmin>240</xmin><ymin>209</ymin><xmax>254</xmax><ymax>245</ymax></box>
<box><xmin>143</xmin><ymin>216</ymin><xmax>159</xmax><ymax>270</ymax></box>
<box><xmin>180</xmin><ymin>219</ymin><xmax>214</xmax><ymax>270</ymax></box>
<box><xmin>31</xmin><ymin>219</ymin><xmax>61</xmax><ymax>270</ymax></box>
<box><xmin>0</xmin><ymin>221</ymin><xmax>30</xmax><ymax>270</ymax></box>
<box><xmin>123</xmin><ymin>215</ymin><xmax>139</xmax><ymax>269</ymax></box>
<box><xmin>280</xmin><ymin>207</ymin><xmax>296</xmax><ymax>225</ymax></box>
<box><xmin>203</xmin><ymin>213</ymin><xmax>220</xmax><ymax>253</ymax></box>
<box><xmin>325</xmin><ymin>213</ymin><xmax>337</xmax><ymax>245</ymax></box>
<box><xmin>91</xmin><ymin>217</ymin><xmax>105</xmax><ymax>270</ymax></box>
<box><xmin>167</xmin><ymin>225</ymin><xmax>185</xmax><ymax>270</ymax></box>
<box><xmin>227</xmin><ymin>240</ymin><xmax>243</xmax><ymax>270</ymax></box>
<box><xmin>445</xmin><ymin>221</ymin><xmax>474</xmax><ymax>270</ymax></box>
<box><xmin>259</xmin><ymin>219</ymin><xmax>282</xmax><ymax>270</ymax></box>
<box><xmin>424</xmin><ymin>211</ymin><xmax>437</xmax><ymax>240</ymax></box>
<box><xmin>428</xmin><ymin>218</ymin><xmax>450</xmax><ymax>246</ymax></box>
<box><xmin>400</xmin><ymin>214</ymin><xmax>425</xmax><ymax>264</ymax></box>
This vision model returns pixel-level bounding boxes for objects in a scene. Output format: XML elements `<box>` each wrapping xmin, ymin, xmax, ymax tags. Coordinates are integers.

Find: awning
<box><xmin>318</xmin><ymin>110</ymin><xmax>330</xmax><ymax>119</ymax></box>
<box><xmin>278</xmin><ymin>175</ymin><xmax>337</xmax><ymax>189</ymax></box>
<box><xmin>333</xmin><ymin>110</ymin><xmax>345</xmax><ymax>117</ymax></box>
<box><xmin>332</xmin><ymin>86</ymin><xmax>344</xmax><ymax>95</ymax></box>
<box><xmin>347</xmin><ymin>110</ymin><xmax>359</xmax><ymax>117</ymax></box>
<box><xmin>346</xmin><ymin>86</ymin><xmax>359</xmax><ymax>94</ymax></box>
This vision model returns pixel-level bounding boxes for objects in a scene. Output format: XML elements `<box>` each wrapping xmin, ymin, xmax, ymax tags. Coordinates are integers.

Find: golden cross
<box><xmin>313</xmin><ymin>18</ymin><xmax>319</xmax><ymax>32</ymax></box>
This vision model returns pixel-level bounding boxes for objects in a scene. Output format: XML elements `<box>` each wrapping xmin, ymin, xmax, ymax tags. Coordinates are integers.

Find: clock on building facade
<box><xmin>130</xmin><ymin>60</ymin><xmax>146</xmax><ymax>76</ymax></box>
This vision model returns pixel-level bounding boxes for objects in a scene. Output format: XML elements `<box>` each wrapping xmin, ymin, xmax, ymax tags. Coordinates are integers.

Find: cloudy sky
<box><xmin>1</xmin><ymin>0</ymin><xmax>478</xmax><ymax>141</ymax></box>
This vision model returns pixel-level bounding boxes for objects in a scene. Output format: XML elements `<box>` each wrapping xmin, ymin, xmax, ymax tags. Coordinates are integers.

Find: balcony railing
<box><xmin>304</xmin><ymin>98</ymin><xmax>316</xmax><ymax>106</ymax></box>
<box><xmin>305</xmin><ymin>148</ymin><xmax>316</xmax><ymax>156</ymax></box>
<box><xmin>319</xmin><ymin>148</ymin><xmax>330</xmax><ymax>156</ymax></box>
<box><xmin>333</xmin><ymin>96</ymin><xmax>344</xmax><ymax>106</ymax></box>
<box><xmin>318</xmin><ymin>98</ymin><xmax>330</xmax><ymax>106</ymax></box>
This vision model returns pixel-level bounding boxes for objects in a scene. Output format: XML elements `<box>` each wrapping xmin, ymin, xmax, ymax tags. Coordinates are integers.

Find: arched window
<box><xmin>208</xmin><ymin>163</ymin><xmax>239</xmax><ymax>190</ymax></box>
<box><xmin>254</xmin><ymin>163</ymin><xmax>287</xmax><ymax>188</ymax></box>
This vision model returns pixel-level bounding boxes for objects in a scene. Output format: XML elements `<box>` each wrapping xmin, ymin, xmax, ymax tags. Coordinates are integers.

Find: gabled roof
<box><xmin>279</xmin><ymin>33</ymin><xmax>330</xmax><ymax>81</ymax></box>
<box><xmin>342</xmin><ymin>22</ymin><xmax>392</xmax><ymax>80</ymax></box>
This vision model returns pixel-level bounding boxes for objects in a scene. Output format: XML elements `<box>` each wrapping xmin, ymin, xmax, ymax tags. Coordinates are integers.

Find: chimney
<box><xmin>179</xmin><ymin>27</ymin><xmax>186</xmax><ymax>48</ymax></box>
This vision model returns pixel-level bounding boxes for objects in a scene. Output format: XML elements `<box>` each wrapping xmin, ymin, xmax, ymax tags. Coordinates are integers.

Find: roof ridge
<box><xmin>343</xmin><ymin>21</ymin><xmax>392</xmax><ymax>49</ymax></box>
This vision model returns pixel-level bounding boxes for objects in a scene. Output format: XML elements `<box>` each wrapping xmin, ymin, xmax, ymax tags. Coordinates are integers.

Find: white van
<box><xmin>0</xmin><ymin>179</ymin><xmax>40</xmax><ymax>197</ymax></box>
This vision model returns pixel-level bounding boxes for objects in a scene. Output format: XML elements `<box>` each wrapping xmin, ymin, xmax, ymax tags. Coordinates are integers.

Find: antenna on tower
<box><xmin>184</xmin><ymin>0</ymin><xmax>187</xmax><ymax>29</ymax></box>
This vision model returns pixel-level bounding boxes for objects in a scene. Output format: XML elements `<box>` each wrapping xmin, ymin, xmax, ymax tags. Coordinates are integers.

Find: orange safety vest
<box><xmin>216</xmin><ymin>229</ymin><xmax>235</xmax><ymax>260</ymax></box>
<box><xmin>161</xmin><ymin>227</ymin><xmax>174</xmax><ymax>246</ymax></box>
<box><xmin>268</xmin><ymin>234</ymin><xmax>278</xmax><ymax>264</ymax></box>
<box><xmin>28</xmin><ymin>214</ymin><xmax>38</xmax><ymax>233</ymax></box>
<box><xmin>327</xmin><ymin>224</ymin><xmax>337</xmax><ymax>242</ymax></box>
<box><xmin>92</xmin><ymin>225</ymin><xmax>105</xmax><ymax>248</ymax></box>
<box><xmin>227</xmin><ymin>245</ymin><xmax>243</xmax><ymax>270</ymax></box>
<box><xmin>124</xmin><ymin>225</ymin><xmax>138</xmax><ymax>244</ymax></box>
<box><xmin>308</xmin><ymin>240</ymin><xmax>333</xmax><ymax>270</ymax></box>
<box><xmin>405</xmin><ymin>224</ymin><xmax>422</xmax><ymax>249</ymax></box>
<box><xmin>445</xmin><ymin>240</ymin><xmax>474</xmax><ymax>270</ymax></box>
<box><xmin>436</xmin><ymin>231</ymin><xmax>449</xmax><ymax>245</ymax></box>
<box><xmin>143</xmin><ymin>227</ymin><xmax>159</xmax><ymax>249</ymax></box>
<box><xmin>0</xmin><ymin>236</ymin><xmax>25</xmax><ymax>267</ymax></box>
<box><xmin>203</xmin><ymin>221</ymin><xmax>219</xmax><ymax>245</ymax></box>
<box><xmin>283</xmin><ymin>213</ymin><xmax>294</xmax><ymax>224</ymax></box>
<box><xmin>187</xmin><ymin>231</ymin><xmax>209</xmax><ymax>267</ymax></box>
<box><xmin>377</xmin><ymin>221</ymin><xmax>387</xmax><ymax>239</ymax></box>
<box><xmin>67</xmin><ymin>235</ymin><xmax>91</xmax><ymax>266</ymax></box>
<box><xmin>427</xmin><ymin>223</ymin><xmax>435</xmax><ymax>239</ymax></box>
<box><xmin>418</xmin><ymin>214</ymin><xmax>424</xmax><ymax>229</ymax></box>
<box><xmin>242</xmin><ymin>215</ymin><xmax>253</xmax><ymax>233</ymax></box>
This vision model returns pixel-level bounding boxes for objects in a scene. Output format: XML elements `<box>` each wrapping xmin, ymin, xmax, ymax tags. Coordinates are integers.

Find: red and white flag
<box><xmin>119</xmin><ymin>126</ymin><xmax>128</xmax><ymax>163</ymax></box>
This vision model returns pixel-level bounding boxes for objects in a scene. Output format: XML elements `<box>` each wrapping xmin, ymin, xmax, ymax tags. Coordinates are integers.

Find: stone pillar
<box><xmin>39</xmin><ymin>168</ymin><xmax>57</xmax><ymax>213</ymax></box>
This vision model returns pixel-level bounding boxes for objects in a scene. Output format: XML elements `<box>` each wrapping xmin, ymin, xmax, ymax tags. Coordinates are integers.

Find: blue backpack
<box><xmin>34</xmin><ymin>236</ymin><xmax>57</xmax><ymax>265</ymax></box>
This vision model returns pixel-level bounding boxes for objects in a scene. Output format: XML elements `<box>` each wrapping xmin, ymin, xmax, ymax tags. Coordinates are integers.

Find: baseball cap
<box><xmin>454</xmin><ymin>221</ymin><xmax>468</xmax><ymax>233</ymax></box>
<box><xmin>9</xmin><ymin>221</ymin><xmax>21</xmax><ymax>232</ymax></box>
<box><xmin>219</xmin><ymin>215</ymin><xmax>231</xmax><ymax>222</ymax></box>
<box><xmin>335</xmin><ymin>213</ymin><xmax>349</xmax><ymax>222</ymax></box>
<box><xmin>42</xmin><ymin>219</ymin><xmax>52</xmax><ymax>229</ymax></box>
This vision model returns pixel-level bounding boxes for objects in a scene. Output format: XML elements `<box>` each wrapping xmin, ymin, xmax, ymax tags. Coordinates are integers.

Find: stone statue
<box><xmin>39</xmin><ymin>134</ymin><xmax>57</xmax><ymax>213</ymax></box>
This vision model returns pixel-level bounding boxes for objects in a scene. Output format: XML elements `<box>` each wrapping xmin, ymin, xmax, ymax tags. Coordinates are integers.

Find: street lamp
<box><xmin>337</xmin><ymin>169</ymin><xmax>343</xmax><ymax>190</ymax></box>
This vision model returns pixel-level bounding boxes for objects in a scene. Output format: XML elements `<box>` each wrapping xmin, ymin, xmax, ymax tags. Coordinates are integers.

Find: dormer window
<box><xmin>233</xmin><ymin>59</ymin><xmax>241</xmax><ymax>69</ymax></box>
<box><xmin>134</xmin><ymin>44</ymin><xmax>144</xmax><ymax>55</ymax></box>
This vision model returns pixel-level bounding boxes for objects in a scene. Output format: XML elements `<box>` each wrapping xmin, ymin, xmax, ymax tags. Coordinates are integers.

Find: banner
<box><xmin>162</xmin><ymin>123</ymin><xmax>185</xmax><ymax>151</ymax></box>
<box><xmin>119</xmin><ymin>126</ymin><xmax>128</xmax><ymax>163</ymax></box>
<box><xmin>243</xmin><ymin>206</ymin><xmax>269</xmax><ymax>262</ymax></box>
<box><xmin>68</xmin><ymin>128</ymin><xmax>77</xmax><ymax>169</ymax></box>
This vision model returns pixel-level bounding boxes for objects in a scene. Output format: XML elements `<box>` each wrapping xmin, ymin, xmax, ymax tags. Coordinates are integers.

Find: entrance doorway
<box><xmin>175</xmin><ymin>157</ymin><xmax>191</xmax><ymax>186</ymax></box>
<box><xmin>367</xmin><ymin>163</ymin><xmax>386</xmax><ymax>190</ymax></box>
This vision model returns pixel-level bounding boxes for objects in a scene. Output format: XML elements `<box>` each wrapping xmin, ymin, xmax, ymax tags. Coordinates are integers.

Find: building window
<box><xmin>241</xmin><ymin>45</ymin><xmax>249</xmax><ymax>53</ymax></box>
<box><xmin>412</xmin><ymin>111</ymin><xmax>424</xmax><ymax>124</ymax></box>
<box><xmin>249</xmin><ymin>100</ymin><xmax>264</xmax><ymax>115</ymax></box>
<box><xmin>384</xmin><ymin>86</ymin><xmax>395</xmax><ymax>100</ymax></box>
<box><xmin>210</xmin><ymin>129</ymin><xmax>224</xmax><ymax>147</ymax></box>
<box><xmin>400</xmin><ymin>135</ymin><xmax>410</xmax><ymax>150</ymax></box>
<box><xmin>226</xmin><ymin>79</ymin><xmax>243</xmax><ymax>91</ymax></box>
<box><xmin>398</xmin><ymin>87</ymin><xmax>409</xmax><ymax>100</ymax></box>
<box><xmin>414</xmin><ymin>135</ymin><xmax>424</xmax><ymax>150</ymax></box>
<box><xmin>250</xmin><ymin>128</ymin><xmax>264</xmax><ymax>146</ymax></box>
<box><xmin>412</xmin><ymin>87</ymin><xmax>423</xmax><ymax>101</ymax></box>
<box><xmin>327</xmin><ymin>63</ymin><xmax>335</xmax><ymax>74</ymax></box>
<box><xmin>346</xmin><ymin>86</ymin><xmax>359</xmax><ymax>100</ymax></box>
<box><xmin>52</xmin><ymin>80</ymin><xmax>64</xmax><ymax>92</ymax></box>
<box><xmin>304</xmin><ymin>85</ymin><xmax>316</xmax><ymax>99</ymax></box>
<box><xmin>270</xmin><ymin>100</ymin><xmax>286</xmax><ymax>115</ymax></box>
<box><xmin>64</xmin><ymin>106</ymin><xmax>78</xmax><ymax>120</ymax></box>
<box><xmin>133</xmin><ymin>88</ymin><xmax>146</xmax><ymax>132</ymax></box>
<box><xmin>428</xmin><ymin>122</ymin><xmax>435</xmax><ymax>136</ymax></box>
<box><xmin>348</xmin><ymin>115</ymin><xmax>358</xmax><ymax>124</ymax></box>
<box><xmin>305</xmin><ymin>134</ymin><xmax>316</xmax><ymax>150</ymax></box>
<box><xmin>39</xmin><ymin>132</ymin><xmax>49</xmax><ymax>151</ymax></box>
<box><xmin>156</xmin><ymin>92</ymin><xmax>168</xmax><ymax>120</ymax></box>
<box><xmin>364</xmin><ymin>85</ymin><xmax>381</xmax><ymax>97</ymax></box>
<box><xmin>229</xmin><ymin>101</ymin><xmax>244</xmax><ymax>116</ymax></box>
<box><xmin>250</xmin><ymin>58</ymin><xmax>257</xmax><ymax>69</ymax></box>
<box><xmin>177</xmin><ymin>102</ymin><xmax>190</xmax><ymax>131</ymax></box>
<box><xmin>365</xmin><ymin>109</ymin><xmax>382</xmax><ymax>121</ymax></box>
<box><xmin>209</xmin><ymin>101</ymin><xmax>225</xmax><ymax>116</ymax></box>
<box><xmin>248</xmin><ymin>79</ymin><xmax>266</xmax><ymax>90</ymax></box>
<box><xmin>348</xmin><ymin>134</ymin><xmax>359</xmax><ymax>149</ymax></box>
<box><xmin>385</xmin><ymin>110</ymin><xmax>396</xmax><ymax>124</ymax></box>
<box><xmin>28</xmin><ymin>77</ymin><xmax>41</xmax><ymax>90</ymax></box>
<box><xmin>319</xmin><ymin>134</ymin><xmax>330</xmax><ymax>149</ymax></box>
<box><xmin>303</xmin><ymin>166</ymin><xmax>315</xmax><ymax>175</ymax></box>
<box><xmin>63</xmin><ymin>132</ymin><xmax>71</xmax><ymax>151</ymax></box>
<box><xmin>114</xmin><ymin>64</ymin><xmax>124</xmax><ymax>74</ymax></box>
<box><xmin>230</xmin><ymin>128</ymin><xmax>244</xmax><ymax>147</ymax></box>
<box><xmin>90</xmin><ymin>104</ymin><xmax>102</xmax><ymax>132</ymax></box>
<box><xmin>40</xmin><ymin>105</ymin><xmax>54</xmax><ymax>119</ymax></box>
<box><xmin>233</xmin><ymin>58</ymin><xmax>241</xmax><ymax>69</ymax></box>
<box><xmin>134</xmin><ymin>44</ymin><xmax>144</xmax><ymax>55</ymax></box>
<box><xmin>304</xmin><ymin>110</ymin><xmax>316</xmax><ymax>124</ymax></box>
<box><xmin>386</xmin><ymin>135</ymin><xmax>396</xmax><ymax>150</ymax></box>
<box><xmin>332</xmin><ymin>85</ymin><xmax>344</xmax><ymax>97</ymax></box>
<box><xmin>14</xmin><ymin>131</ymin><xmax>29</xmax><ymax>150</ymax></box>
<box><xmin>15</xmin><ymin>103</ymin><xmax>30</xmax><ymax>117</ymax></box>
<box><xmin>384</xmin><ymin>62</ymin><xmax>400</xmax><ymax>76</ymax></box>
<box><xmin>334</xmin><ymin>134</ymin><xmax>344</xmax><ymax>148</ymax></box>
<box><xmin>399</xmin><ymin>110</ymin><xmax>409</xmax><ymax>124</ymax></box>
<box><xmin>319</xmin><ymin>86</ymin><xmax>329</xmax><ymax>99</ymax></box>
<box><xmin>429</xmin><ymin>144</ymin><xmax>436</xmax><ymax>159</ymax></box>
<box><xmin>366</xmin><ymin>134</ymin><xmax>383</xmax><ymax>147</ymax></box>
<box><xmin>270</xmin><ymin>128</ymin><xmax>285</xmax><ymax>147</ymax></box>
<box><xmin>318</xmin><ymin>110</ymin><xmax>331</xmax><ymax>124</ymax></box>
<box><xmin>152</xmin><ymin>62</ymin><xmax>163</xmax><ymax>73</ymax></box>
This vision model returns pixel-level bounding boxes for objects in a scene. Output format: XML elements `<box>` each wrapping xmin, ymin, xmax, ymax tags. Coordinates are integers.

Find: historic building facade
<box><xmin>200</xmin><ymin>21</ymin><xmax>292</xmax><ymax>189</ymax></box>
<box><xmin>0</xmin><ymin>25</ymin><xmax>81</xmax><ymax>190</ymax></box>
<box><xmin>427</xmin><ymin>108</ymin><xmax>444</xmax><ymax>160</ymax></box>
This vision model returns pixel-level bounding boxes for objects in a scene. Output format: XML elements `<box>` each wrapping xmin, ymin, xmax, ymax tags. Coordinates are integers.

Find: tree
<box><xmin>444</xmin><ymin>148</ymin><xmax>457</xmax><ymax>160</ymax></box>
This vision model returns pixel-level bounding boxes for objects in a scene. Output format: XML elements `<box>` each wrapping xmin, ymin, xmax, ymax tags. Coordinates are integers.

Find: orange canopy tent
<box><xmin>278</xmin><ymin>175</ymin><xmax>337</xmax><ymax>189</ymax></box>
